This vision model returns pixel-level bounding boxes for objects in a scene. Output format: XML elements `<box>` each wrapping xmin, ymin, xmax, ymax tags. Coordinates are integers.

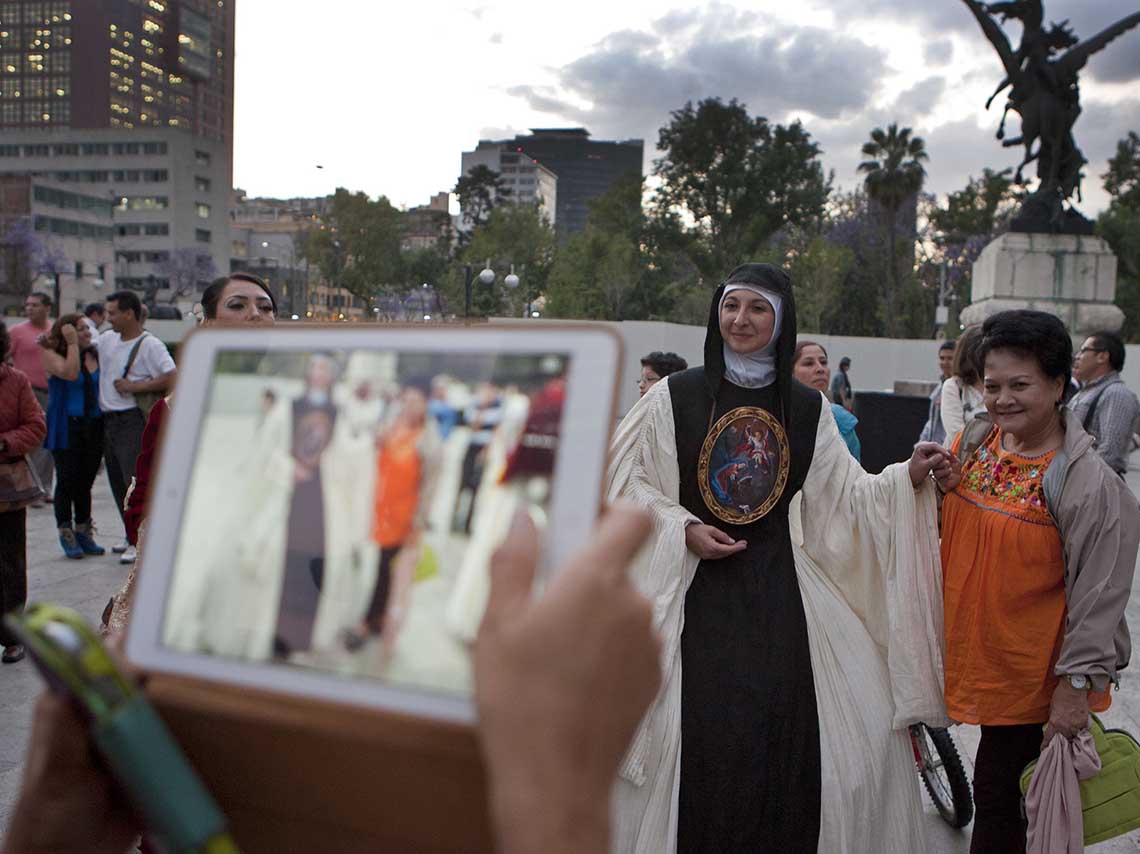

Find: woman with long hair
<box><xmin>40</xmin><ymin>314</ymin><xmax>105</xmax><ymax>558</ymax></box>
<box><xmin>940</xmin><ymin>324</ymin><xmax>985</xmax><ymax>441</ymax></box>
<box><xmin>103</xmin><ymin>273</ymin><xmax>276</xmax><ymax>635</ymax></box>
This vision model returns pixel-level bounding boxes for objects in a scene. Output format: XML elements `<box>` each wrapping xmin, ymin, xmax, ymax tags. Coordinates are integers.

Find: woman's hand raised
<box><xmin>685</xmin><ymin>524</ymin><xmax>747</xmax><ymax>560</ymax></box>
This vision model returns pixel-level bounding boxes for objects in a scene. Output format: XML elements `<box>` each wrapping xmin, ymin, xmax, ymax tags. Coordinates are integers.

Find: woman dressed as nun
<box><xmin>607</xmin><ymin>263</ymin><xmax>958</xmax><ymax>853</ymax></box>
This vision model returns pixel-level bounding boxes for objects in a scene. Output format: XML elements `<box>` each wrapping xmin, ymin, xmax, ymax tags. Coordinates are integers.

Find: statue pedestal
<box><xmin>961</xmin><ymin>233</ymin><xmax>1123</xmax><ymax>338</ymax></box>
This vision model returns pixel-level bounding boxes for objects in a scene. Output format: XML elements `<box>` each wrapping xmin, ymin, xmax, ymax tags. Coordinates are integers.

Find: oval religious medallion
<box><xmin>698</xmin><ymin>406</ymin><xmax>790</xmax><ymax>525</ymax></box>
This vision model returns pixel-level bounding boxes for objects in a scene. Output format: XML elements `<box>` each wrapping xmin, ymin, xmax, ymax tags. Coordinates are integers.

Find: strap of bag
<box><xmin>121</xmin><ymin>332</ymin><xmax>149</xmax><ymax>380</ymax></box>
<box><xmin>1081</xmin><ymin>385</ymin><xmax>1108</xmax><ymax>432</ymax></box>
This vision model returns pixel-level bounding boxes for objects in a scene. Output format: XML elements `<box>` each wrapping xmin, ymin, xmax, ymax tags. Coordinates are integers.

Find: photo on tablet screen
<box><xmin>161</xmin><ymin>347</ymin><xmax>569</xmax><ymax>698</ymax></box>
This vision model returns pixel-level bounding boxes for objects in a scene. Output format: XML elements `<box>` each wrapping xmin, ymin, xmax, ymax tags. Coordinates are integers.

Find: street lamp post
<box><xmin>463</xmin><ymin>259</ymin><xmax>519</xmax><ymax>319</ymax></box>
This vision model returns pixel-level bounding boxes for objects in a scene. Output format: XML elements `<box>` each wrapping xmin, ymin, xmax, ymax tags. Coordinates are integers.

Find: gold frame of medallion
<box><xmin>698</xmin><ymin>406</ymin><xmax>790</xmax><ymax>525</ymax></box>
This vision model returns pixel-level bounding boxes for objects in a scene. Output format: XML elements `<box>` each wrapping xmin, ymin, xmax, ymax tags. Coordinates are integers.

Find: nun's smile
<box><xmin>719</xmin><ymin>291</ymin><xmax>776</xmax><ymax>355</ymax></box>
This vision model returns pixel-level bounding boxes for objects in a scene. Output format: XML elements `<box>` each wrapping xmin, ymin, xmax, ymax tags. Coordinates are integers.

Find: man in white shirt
<box><xmin>98</xmin><ymin>291</ymin><xmax>176</xmax><ymax>562</ymax></box>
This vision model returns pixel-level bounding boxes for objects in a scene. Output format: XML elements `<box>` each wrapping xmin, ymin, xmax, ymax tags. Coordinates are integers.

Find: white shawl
<box><xmin>605</xmin><ymin>382</ymin><xmax>948</xmax><ymax>854</ymax></box>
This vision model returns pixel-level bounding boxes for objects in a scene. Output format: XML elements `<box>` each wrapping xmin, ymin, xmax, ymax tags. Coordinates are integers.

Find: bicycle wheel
<box><xmin>910</xmin><ymin>723</ymin><xmax>974</xmax><ymax>829</ymax></box>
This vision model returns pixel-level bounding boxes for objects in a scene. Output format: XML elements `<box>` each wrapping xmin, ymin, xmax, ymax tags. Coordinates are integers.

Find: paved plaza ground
<box><xmin>1</xmin><ymin>456</ymin><xmax>1139</xmax><ymax>850</ymax></box>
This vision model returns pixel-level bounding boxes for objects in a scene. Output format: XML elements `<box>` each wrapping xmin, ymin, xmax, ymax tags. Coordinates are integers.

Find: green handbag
<box><xmin>1019</xmin><ymin>714</ymin><xmax>1140</xmax><ymax>845</ymax></box>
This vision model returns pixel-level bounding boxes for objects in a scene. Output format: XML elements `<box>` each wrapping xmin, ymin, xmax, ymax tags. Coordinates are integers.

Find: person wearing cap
<box><xmin>829</xmin><ymin>355</ymin><xmax>854</xmax><ymax>411</ymax></box>
<box><xmin>607</xmin><ymin>263</ymin><xmax>956</xmax><ymax>853</ymax></box>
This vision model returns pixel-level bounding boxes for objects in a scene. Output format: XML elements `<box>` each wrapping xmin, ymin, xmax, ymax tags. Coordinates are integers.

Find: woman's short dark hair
<box><xmin>952</xmin><ymin>324</ymin><xmax>985</xmax><ymax>386</ymax></box>
<box><xmin>640</xmin><ymin>351</ymin><xmax>688</xmax><ymax>378</ymax></box>
<box><xmin>201</xmin><ymin>272</ymin><xmax>276</xmax><ymax>319</ymax></box>
<box><xmin>978</xmin><ymin>310</ymin><xmax>1073</xmax><ymax>388</ymax></box>
<box><xmin>0</xmin><ymin>321</ymin><xmax>9</xmax><ymax>362</ymax></box>
<box><xmin>1089</xmin><ymin>330</ymin><xmax>1126</xmax><ymax>373</ymax></box>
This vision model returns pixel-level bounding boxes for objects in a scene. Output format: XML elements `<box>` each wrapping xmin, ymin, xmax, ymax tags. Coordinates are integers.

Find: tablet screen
<box><xmin>161</xmin><ymin>347</ymin><xmax>569</xmax><ymax>698</ymax></box>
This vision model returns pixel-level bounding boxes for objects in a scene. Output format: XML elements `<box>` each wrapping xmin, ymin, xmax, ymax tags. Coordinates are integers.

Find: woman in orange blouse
<box><xmin>360</xmin><ymin>385</ymin><xmax>437</xmax><ymax>654</ymax></box>
<box><xmin>939</xmin><ymin>310</ymin><xmax>1139</xmax><ymax>853</ymax></box>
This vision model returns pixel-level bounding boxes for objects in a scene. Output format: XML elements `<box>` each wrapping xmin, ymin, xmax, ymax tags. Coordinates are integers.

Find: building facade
<box><xmin>463</xmin><ymin>128</ymin><xmax>642</xmax><ymax>239</ymax></box>
<box><xmin>0</xmin><ymin>173</ymin><xmax>115</xmax><ymax>313</ymax></box>
<box><xmin>0</xmin><ymin>0</ymin><xmax>234</xmax><ymax>152</ymax></box>
<box><xmin>402</xmin><ymin>191</ymin><xmax>452</xmax><ymax>252</ymax></box>
<box><xmin>459</xmin><ymin>142</ymin><xmax>558</xmax><ymax>232</ymax></box>
<box><xmin>0</xmin><ymin>0</ymin><xmax>235</xmax><ymax>307</ymax></box>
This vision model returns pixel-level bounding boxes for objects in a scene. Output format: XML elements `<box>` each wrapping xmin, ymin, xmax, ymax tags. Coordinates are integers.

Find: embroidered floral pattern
<box><xmin>960</xmin><ymin>432</ymin><xmax>1055</xmax><ymax>524</ymax></box>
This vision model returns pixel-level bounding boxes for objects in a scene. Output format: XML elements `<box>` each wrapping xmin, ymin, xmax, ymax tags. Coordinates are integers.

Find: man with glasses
<box><xmin>1071</xmin><ymin>330</ymin><xmax>1139</xmax><ymax>476</ymax></box>
<box><xmin>637</xmin><ymin>351</ymin><xmax>688</xmax><ymax>397</ymax></box>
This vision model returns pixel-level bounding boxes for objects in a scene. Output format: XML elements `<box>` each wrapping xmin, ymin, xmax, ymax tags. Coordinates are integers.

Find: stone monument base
<box><xmin>961</xmin><ymin>232</ymin><xmax>1123</xmax><ymax>339</ymax></box>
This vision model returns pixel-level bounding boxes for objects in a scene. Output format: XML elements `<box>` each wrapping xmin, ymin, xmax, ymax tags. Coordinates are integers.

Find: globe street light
<box><xmin>464</xmin><ymin>259</ymin><xmax>521</xmax><ymax>319</ymax></box>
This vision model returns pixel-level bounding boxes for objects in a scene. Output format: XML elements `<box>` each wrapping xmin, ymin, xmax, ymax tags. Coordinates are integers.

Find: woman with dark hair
<box><xmin>607</xmin><ymin>263</ymin><xmax>957</xmax><ymax>853</ymax></box>
<box><xmin>39</xmin><ymin>314</ymin><xmax>105</xmax><ymax>558</ymax></box>
<box><xmin>0</xmin><ymin>322</ymin><xmax>47</xmax><ymax>663</ymax></box>
<box><xmin>638</xmin><ymin>351</ymin><xmax>688</xmax><ymax>397</ymax></box>
<box><xmin>103</xmin><ymin>273</ymin><xmax>277</xmax><ymax>635</ymax></box>
<box><xmin>939</xmin><ymin>309</ymin><xmax>1139</xmax><ymax>852</ymax></box>
<box><xmin>941</xmin><ymin>323</ymin><xmax>985</xmax><ymax>440</ymax></box>
<box><xmin>792</xmin><ymin>340</ymin><xmax>860</xmax><ymax>461</ymax></box>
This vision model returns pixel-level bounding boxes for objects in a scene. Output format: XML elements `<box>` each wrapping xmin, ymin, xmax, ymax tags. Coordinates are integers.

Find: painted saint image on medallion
<box><xmin>698</xmin><ymin>407</ymin><xmax>789</xmax><ymax>525</ymax></box>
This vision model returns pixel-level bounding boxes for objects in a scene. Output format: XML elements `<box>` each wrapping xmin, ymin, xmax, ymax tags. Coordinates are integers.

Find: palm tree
<box><xmin>858</xmin><ymin>123</ymin><xmax>928</xmax><ymax>336</ymax></box>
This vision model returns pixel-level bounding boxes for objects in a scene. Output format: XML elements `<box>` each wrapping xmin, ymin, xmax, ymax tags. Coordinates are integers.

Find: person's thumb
<box><xmin>708</xmin><ymin>527</ymin><xmax>736</xmax><ymax>545</ymax></box>
<box><xmin>482</xmin><ymin>510</ymin><xmax>540</xmax><ymax>627</ymax></box>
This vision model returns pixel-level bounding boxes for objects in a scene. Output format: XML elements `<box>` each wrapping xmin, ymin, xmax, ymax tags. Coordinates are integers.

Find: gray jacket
<box><xmin>1069</xmin><ymin>372</ymin><xmax>1140</xmax><ymax>476</ymax></box>
<box><xmin>959</xmin><ymin>409</ymin><xmax>1140</xmax><ymax>691</ymax></box>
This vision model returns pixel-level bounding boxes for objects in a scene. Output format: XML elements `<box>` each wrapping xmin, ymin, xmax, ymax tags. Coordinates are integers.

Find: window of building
<box><xmin>117</xmin><ymin>224</ymin><xmax>141</xmax><ymax>237</ymax></box>
<box><xmin>116</xmin><ymin>196</ymin><xmax>168</xmax><ymax>211</ymax></box>
<box><xmin>81</xmin><ymin>143</ymin><xmax>109</xmax><ymax>156</ymax></box>
<box><xmin>142</xmin><ymin>169</ymin><xmax>168</xmax><ymax>182</ymax></box>
<box><xmin>194</xmin><ymin>149</ymin><xmax>210</xmax><ymax>166</ymax></box>
<box><xmin>142</xmin><ymin>141</ymin><xmax>167</xmax><ymax>155</ymax></box>
<box><xmin>0</xmin><ymin>145</ymin><xmax>19</xmax><ymax>157</ymax></box>
<box><xmin>195</xmin><ymin>228</ymin><xmax>211</xmax><ymax>243</ymax></box>
<box><xmin>195</xmin><ymin>203</ymin><xmax>210</xmax><ymax>219</ymax></box>
<box><xmin>144</xmin><ymin>223</ymin><xmax>169</xmax><ymax>236</ymax></box>
<box><xmin>116</xmin><ymin>251</ymin><xmax>142</xmax><ymax>264</ymax></box>
<box><xmin>194</xmin><ymin>176</ymin><xmax>211</xmax><ymax>193</ymax></box>
<box><xmin>22</xmin><ymin>144</ymin><xmax>49</xmax><ymax>156</ymax></box>
<box><xmin>74</xmin><ymin>260</ymin><xmax>83</xmax><ymax>278</ymax></box>
<box><xmin>97</xmin><ymin>264</ymin><xmax>106</xmax><ymax>281</ymax></box>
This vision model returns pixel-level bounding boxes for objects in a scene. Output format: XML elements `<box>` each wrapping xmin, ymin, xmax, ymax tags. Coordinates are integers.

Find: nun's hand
<box><xmin>685</xmin><ymin>524</ymin><xmax>747</xmax><ymax>560</ymax></box>
<box><xmin>909</xmin><ymin>443</ymin><xmax>954</xmax><ymax>488</ymax></box>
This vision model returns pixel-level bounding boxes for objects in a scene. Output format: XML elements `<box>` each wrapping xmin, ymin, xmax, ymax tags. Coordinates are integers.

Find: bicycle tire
<box><xmin>912</xmin><ymin>723</ymin><xmax>974</xmax><ymax>829</ymax></box>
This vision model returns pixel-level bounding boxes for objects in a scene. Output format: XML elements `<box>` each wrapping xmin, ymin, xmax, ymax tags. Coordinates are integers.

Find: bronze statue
<box><xmin>962</xmin><ymin>0</ymin><xmax>1140</xmax><ymax>233</ymax></box>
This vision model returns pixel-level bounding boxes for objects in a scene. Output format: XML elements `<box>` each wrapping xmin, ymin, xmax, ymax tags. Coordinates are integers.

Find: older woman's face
<box><xmin>793</xmin><ymin>345</ymin><xmax>830</xmax><ymax>393</ymax></box>
<box><xmin>982</xmin><ymin>348</ymin><xmax>1065</xmax><ymax>439</ymax></box>
<box><xmin>719</xmin><ymin>290</ymin><xmax>776</xmax><ymax>355</ymax></box>
<box><xmin>214</xmin><ymin>280</ymin><xmax>276</xmax><ymax>324</ymax></box>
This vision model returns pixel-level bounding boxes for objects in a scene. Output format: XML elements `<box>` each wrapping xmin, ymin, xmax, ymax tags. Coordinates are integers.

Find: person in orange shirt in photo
<box><xmin>356</xmin><ymin>384</ymin><xmax>439</xmax><ymax>656</ymax></box>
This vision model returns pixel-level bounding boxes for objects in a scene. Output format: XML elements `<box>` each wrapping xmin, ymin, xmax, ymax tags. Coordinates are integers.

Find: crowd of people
<box><xmin>1</xmin><ymin>263</ymin><xmax>1139</xmax><ymax>854</ymax></box>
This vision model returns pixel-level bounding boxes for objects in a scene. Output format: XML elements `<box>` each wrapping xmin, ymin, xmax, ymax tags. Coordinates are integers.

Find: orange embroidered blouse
<box><xmin>941</xmin><ymin>428</ymin><xmax>1110</xmax><ymax>725</ymax></box>
<box><xmin>372</xmin><ymin>424</ymin><xmax>423</xmax><ymax>549</ymax></box>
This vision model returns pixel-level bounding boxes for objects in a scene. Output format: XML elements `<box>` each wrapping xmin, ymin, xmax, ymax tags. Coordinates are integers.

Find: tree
<box><xmin>758</xmin><ymin>225</ymin><xmax>854</xmax><ymax>334</ymax></box>
<box><xmin>0</xmin><ymin>218</ymin><xmax>66</xmax><ymax>303</ymax></box>
<box><xmin>155</xmin><ymin>248</ymin><xmax>216</xmax><ymax>306</ymax></box>
<box><xmin>858</xmin><ymin>123</ymin><xmax>928</xmax><ymax>336</ymax></box>
<box><xmin>1097</xmin><ymin>131</ymin><xmax>1140</xmax><ymax>341</ymax></box>
<box><xmin>303</xmin><ymin>188</ymin><xmax>404</xmax><ymax>307</ymax></box>
<box><xmin>923</xmin><ymin>169</ymin><xmax>1019</xmax><ymax>331</ymax></box>
<box><xmin>653</xmin><ymin>98</ymin><xmax>832</xmax><ymax>280</ymax></box>
<box><xmin>450</xmin><ymin>204</ymin><xmax>554</xmax><ymax>318</ymax></box>
<box><xmin>454</xmin><ymin>164</ymin><xmax>511</xmax><ymax>236</ymax></box>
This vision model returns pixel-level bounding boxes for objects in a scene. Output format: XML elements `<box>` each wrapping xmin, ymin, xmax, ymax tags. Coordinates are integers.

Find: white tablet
<box><xmin>126</xmin><ymin>324</ymin><xmax>621</xmax><ymax>723</ymax></box>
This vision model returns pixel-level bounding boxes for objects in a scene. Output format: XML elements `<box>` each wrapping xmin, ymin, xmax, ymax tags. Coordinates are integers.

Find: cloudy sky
<box><xmin>232</xmin><ymin>0</ymin><xmax>1140</xmax><ymax>217</ymax></box>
